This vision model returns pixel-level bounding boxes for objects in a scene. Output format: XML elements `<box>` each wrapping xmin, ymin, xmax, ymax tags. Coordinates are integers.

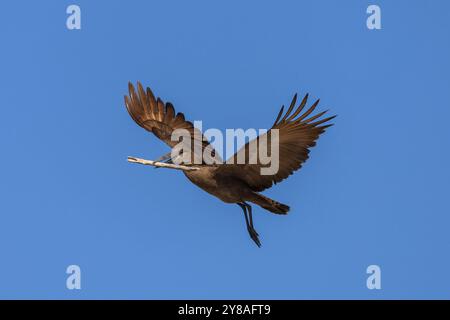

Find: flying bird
<box><xmin>125</xmin><ymin>82</ymin><xmax>335</xmax><ymax>247</ymax></box>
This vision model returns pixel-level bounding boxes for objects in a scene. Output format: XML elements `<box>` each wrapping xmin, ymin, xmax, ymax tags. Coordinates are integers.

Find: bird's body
<box><xmin>184</xmin><ymin>169</ymin><xmax>289</xmax><ymax>213</ymax></box>
<box><xmin>125</xmin><ymin>82</ymin><xmax>335</xmax><ymax>247</ymax></box>
<box><xmin>184</xmin><ymin>168</ymin><xmax>247</xmax><ymax>204</ymax></box>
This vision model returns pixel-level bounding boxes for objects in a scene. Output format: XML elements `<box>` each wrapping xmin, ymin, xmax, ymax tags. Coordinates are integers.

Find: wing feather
<box><xmin>125</xmin><ymin>82</ymin><xmax>218</xmax><ymax>164</ymax></box>
<box><xmin>216</xmin><ymin>93</ymin><xmax>335</xmax><ymax>191</ymax></box>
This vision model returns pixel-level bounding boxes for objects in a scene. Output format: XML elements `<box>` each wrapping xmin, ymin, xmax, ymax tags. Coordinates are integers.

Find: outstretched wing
<box><xmin>124</xmin><ymin>82</ymin><xmax>218</xmax><ymax>164</ymax></box>
<box><xmin>215</xmin><ymin>93</ymin><xmax>335</xmax><ymax>192</ymax></box>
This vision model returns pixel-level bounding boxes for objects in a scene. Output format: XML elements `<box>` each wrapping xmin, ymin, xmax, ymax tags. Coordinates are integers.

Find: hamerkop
<box><xmin>125</xmin><ymin>82</ymin><xmax>335</xmax><ymax>247</ymax></box>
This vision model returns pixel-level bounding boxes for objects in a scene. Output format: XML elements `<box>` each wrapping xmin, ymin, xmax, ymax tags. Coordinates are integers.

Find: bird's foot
<box><xmin>247</xmin><ymin>226</ymin><xmax>261</xmax><ymax>247</ymax></box>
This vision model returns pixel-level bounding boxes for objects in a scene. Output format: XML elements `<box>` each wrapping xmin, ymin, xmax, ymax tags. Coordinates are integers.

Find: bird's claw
<box><xmin>248</xmin><ymin>227</ymin><xmax>261</xmax><ymax>247</ymax></box>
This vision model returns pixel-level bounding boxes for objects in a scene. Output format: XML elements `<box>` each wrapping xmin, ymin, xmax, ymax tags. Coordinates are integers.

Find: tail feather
<box><xmin>249</xmin><ymin>193</ymin><xmax>290</xmax><ymax>214</ymax></box>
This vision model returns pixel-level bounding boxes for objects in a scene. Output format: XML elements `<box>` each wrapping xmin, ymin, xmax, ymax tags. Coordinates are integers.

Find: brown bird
<box><xmin>125</xmin><ymin>82</ymin><xmax>335</xmax><ymax>247</ymax></box>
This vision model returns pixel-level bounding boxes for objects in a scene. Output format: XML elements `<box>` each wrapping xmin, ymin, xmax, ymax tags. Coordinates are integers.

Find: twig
<box><xmin>127</xmin><ymin>156</ymin><xmax>200</xmax><ymax>171</ymax></box>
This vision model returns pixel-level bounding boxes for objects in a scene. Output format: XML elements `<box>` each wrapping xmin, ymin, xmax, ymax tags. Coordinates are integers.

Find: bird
<box><xmin>124</xmin><ymin>82</ymin><xmax>335</xmax><ymax>247</ymax></box>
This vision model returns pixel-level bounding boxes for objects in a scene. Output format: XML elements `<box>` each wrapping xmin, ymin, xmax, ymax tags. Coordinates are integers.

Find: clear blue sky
<box><xmin>1</xmin><ymin>0</ymin><xmax>449</xmax><ymax>299</ymax></box>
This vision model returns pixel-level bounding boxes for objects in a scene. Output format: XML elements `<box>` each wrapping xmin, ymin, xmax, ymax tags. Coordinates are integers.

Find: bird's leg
<box><xmin>237</xmin><ymin>203</ymin><xmax>261</xmax><ymax>247</ymax></box>
<box><xmin>237</xmin><ymin>202</ymin><xmax>248</xmax><ymax>223</ymax></box>
<box><xmin>244</xmin><ymin>202</ymin><xmax>258</xmax><ymax>237</ymax></box>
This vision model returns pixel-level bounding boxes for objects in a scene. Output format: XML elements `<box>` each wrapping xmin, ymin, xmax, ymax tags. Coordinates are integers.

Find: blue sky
<box><xmin>0</xmin><ymin>0</ymin><xmax>449</xmax><ymax>299</ymax></box>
